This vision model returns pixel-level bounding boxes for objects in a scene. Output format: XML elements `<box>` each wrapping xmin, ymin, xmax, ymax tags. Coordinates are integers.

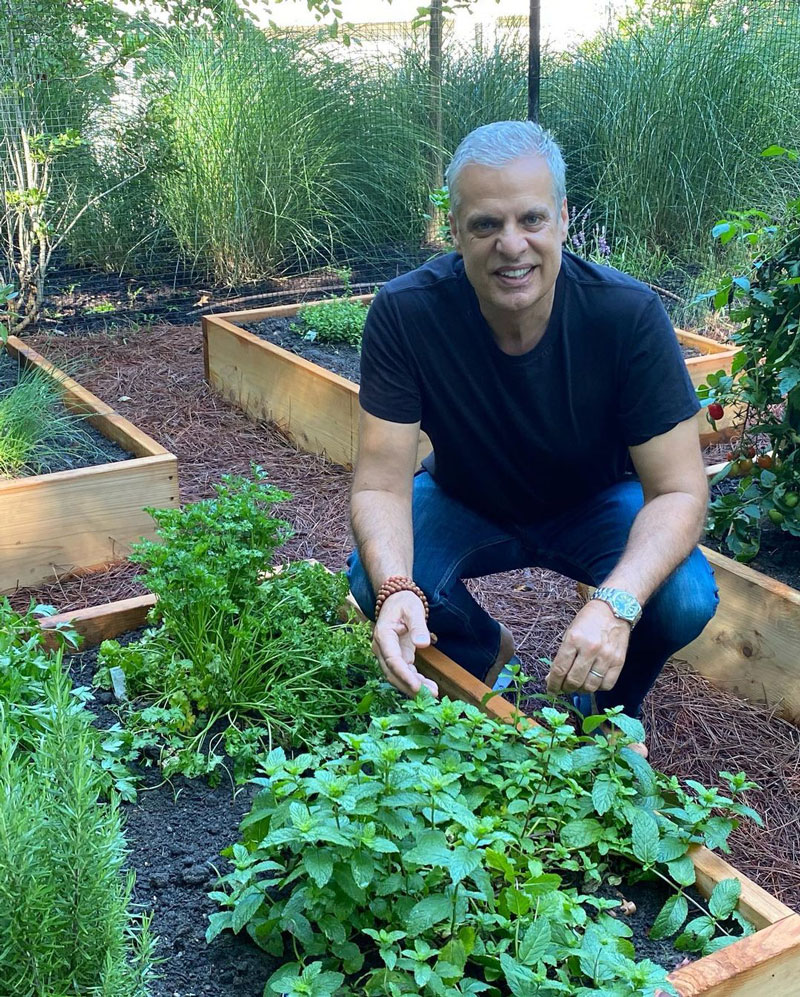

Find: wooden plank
<box><xmin>0</xmin><ymin>453</ymin><xmax>178</xmax><ymax>593</ymax></box>
<box><xmin>218</xmin><ymin>292</ymin><xmax>374</xmax><ymax>325</ymax></box>
<box><xmin>39</xmin><ymin>594</ymin><xmax>156</xmax><ymax>652</ymax></box>
<box><xmin>5</xmin><ymin>336</ymin><xmax>169</xmax><ymax>458</ymax></box>
<box><xmin>675</xmin><ymin>546</ymin><xmax>800</xmax><ymax>724</ymax></box>
<box><xmin>203</xmin><ymin>314</ymin><xmax>432</xmax><ymax>469</ymax></box>
<box><xmin>676</xmin><ymin>328</ymin><xmax>737</xmax><ymax>355</ymax></box>
<box><xmin>689</xmin><ymin>847</ymin><xmax>796</xmax><ymax>929</ymax></box>
<box><xmin>666</xmin><ymin>914</ymin><xmax>800</xmax><ymax>996</ymax></box>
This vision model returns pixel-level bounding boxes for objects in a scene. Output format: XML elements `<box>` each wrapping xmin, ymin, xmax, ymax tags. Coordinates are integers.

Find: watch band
<box><xmin>590</xmin><ymin>586</ymin><xmax>642</xmax><ymax>628</ymax></box>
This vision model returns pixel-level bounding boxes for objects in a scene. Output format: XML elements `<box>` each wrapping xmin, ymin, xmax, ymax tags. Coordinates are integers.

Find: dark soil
<box><xmin>245</xmin><ymin>315</ymin><xmax>362</xmax><ymax>384</ymax></box>
<box><xmin>69</xmin><ymin>637</ymin><xmax>277</xmax><ymax>997</ymax></box>
<box><xmin>0</xmin><ymin>348</ymin><xmax>132</xmax><ymax>474</ymax></box>
<box><xmin>705</xmin><ymin>480</ymin><xmax>800</xmax><ymax>590</ymax></box>
<box><xmin>41</xmin><ymin>251</ymin><xmax>428</xmax><ymax>336</ymax></box>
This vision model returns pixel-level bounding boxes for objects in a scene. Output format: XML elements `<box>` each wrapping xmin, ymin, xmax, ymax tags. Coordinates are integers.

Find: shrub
<box><xmin>698</xmin><ymin>148</ymin><xmax>800</xmax><ymax>559</ymax></box>
<box><xmin>292</xmin><ymin>294</ymin><xmax>368</xmax><ymax>347</ymax></box>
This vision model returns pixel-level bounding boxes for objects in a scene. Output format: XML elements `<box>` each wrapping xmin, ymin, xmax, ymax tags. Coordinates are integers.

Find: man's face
<box><xmin>449</xmin><ymin>155</ymin><xmax>569</xmax><ymax>328</ymax></box>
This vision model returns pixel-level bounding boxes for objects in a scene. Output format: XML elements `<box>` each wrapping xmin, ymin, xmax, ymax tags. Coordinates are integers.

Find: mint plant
<box><xmin>697</xmin><ymin>146</ymin><xmax>800</xmax><ymax>559</ymax></box>
<box><xmin>209</xmin><ymin>695</ymin><xmax>760</xmax><ymax>995</ymax></box>
<box><xmin>291</xmin><ymin>271</ymin><xmax>368</xmax><ymax>347</ymax></box>
<box><xmin>96</xmin><ymin>468</ymin><xmax>395</xmax><ymax>782</ymax></box>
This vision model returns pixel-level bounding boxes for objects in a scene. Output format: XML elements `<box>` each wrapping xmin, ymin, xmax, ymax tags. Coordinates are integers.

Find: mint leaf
<box><xmin>650</xmin><ymin>893</ymin><xmax>688</xmax><ymax>940</ymax></box>
<box><xmin>667</xmin><ymin>854</ymin><xmax>696</xmax><ymax>887</ymax></box>
<box><xmin>592</xmin><ymin>774</ymin><xmax>617</xmax><ymax>815</ymax></box>
<box><xmin>631</xmin><ymin>810</ymin><xmax>660</xmax><ymax>865</ymax></box>
<box><xmin>709</xmin><ymin>878</ymin><xmax>741</xmax><ymax>920</ymax></box>
<box><xmin>407</xmin><ymin>894</ymin><xmax>453</xmax><ymax>934</ymax></box>
<box><xmin>518</xmin><ymin>918</ymin><xmax>551</xmax><ymax>965</ymax></box>
<box><xmin>560</xmin><ymin>818</ymin><xmax>604</xmax><ymax>849</ymax></box>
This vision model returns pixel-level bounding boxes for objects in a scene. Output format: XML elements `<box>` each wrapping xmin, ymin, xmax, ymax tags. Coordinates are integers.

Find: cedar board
<box><xmin>39</xmin><ymin>595</ymin><xmax>800</xmax><ymax>996</ymax></box>
<box><xmin>0</xmin><ymin>337</ymin><xmax>178</xmax><ymax>593</ymax></box>
<box><xmin>203</xmin><ymin>300</ymin><xmax>731</xmax><ymax>466</ymax></box>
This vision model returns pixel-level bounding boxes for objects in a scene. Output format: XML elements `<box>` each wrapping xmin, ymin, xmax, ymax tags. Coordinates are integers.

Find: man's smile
<box><xmin>494</xmin><ymin>264</ymin><xmax>536</xmax><ymax>285</ymax></box>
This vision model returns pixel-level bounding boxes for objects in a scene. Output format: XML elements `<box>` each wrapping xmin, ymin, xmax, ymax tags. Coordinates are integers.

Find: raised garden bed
<box><xmin>203</xmin><ymin>297</ymin><xmax>735</xmax><ymax>467</ymax></box>
<box><xmin>0</xmin><ymin>335</ymin><xmax>178</xmax><ymax>593</ymax></box>
<box><xmin>40</xmin><ymin>594</ymin><xmax>800</xmax><ymax>997</ymax></box>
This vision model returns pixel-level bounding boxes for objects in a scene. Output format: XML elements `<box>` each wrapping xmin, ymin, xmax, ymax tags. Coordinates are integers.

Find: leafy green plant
<box><xmin>96</xmin><ymin>468</ymin><xmax>394</xmax><ymax>782</ymax></box>
<box><xmin>291</xmin><ymin>272</ymin><xmax>368</xmax><ymax>347</ymax></box>
<box><xmin>0</xmin><ymin>352</ymin><xmax>112</xmax><ymax>477</ymax></box>
<box><xmin>0</xmin><ymin>599</ymin><xmax>155</xmax><ymax>993</ymax></box>
<box><xmin>209</xmin><ymin>694</ymin><xmax>760</xmax><ymax>995</ymax></box>
<box><xmin>697</xmin><ymin>147</ymin><xmax>800</xmax><ymax>559</ymax></box>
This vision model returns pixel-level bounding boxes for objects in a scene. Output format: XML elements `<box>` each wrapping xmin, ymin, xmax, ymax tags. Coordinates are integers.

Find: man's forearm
<box><xmin>601</xmin><ymin>491</ymin><xmax>706</xmax><ymax>603</ymax></box>
<box><xmin>351</xmin><ymin>488</ymin><xmax>414</xmax><ymax>593</ymax></box>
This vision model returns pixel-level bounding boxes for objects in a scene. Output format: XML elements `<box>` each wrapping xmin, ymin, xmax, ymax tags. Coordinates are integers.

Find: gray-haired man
<box><xmin>346</xmin><ymin>120</ymin><xmax>716</xmax><ymax>751</ymax></box>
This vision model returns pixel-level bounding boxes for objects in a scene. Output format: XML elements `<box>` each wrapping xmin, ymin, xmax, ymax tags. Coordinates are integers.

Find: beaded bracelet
<box><xmin>374</xmin><ymin>575</ymin><xmax>430</xmax><ymax>621</ymax></box>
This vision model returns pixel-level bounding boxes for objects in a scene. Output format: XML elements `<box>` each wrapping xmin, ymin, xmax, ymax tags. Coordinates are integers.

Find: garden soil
<box><xmin>11</xmin><ymin>322</ymin><xmax>800</xmax><ymax>989</ymax></box>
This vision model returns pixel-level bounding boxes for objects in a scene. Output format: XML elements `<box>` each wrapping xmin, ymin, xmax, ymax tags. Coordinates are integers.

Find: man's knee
<box><xmin>643</xmin><ymin>548</ymin><xmax>719</xmax><ymax>649</ymax></box>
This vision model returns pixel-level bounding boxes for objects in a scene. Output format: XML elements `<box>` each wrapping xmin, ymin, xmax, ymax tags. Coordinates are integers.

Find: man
<box><xmin>347</xmin><ymin>120</ymin><xmax>717</xmax><ymax>739</ymax></box>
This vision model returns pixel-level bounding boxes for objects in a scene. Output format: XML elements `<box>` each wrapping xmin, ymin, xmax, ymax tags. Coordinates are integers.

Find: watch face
<box><xmin>611</xmin><ymin>591</ymin><xmax>640</xmax><ymax>620</ymax></box>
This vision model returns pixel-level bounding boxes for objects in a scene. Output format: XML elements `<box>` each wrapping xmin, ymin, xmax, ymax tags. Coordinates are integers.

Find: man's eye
<box><xmin>524</xmin><ymin>215</ymin><xmax>543</xmax><ymax>226</ymax></box>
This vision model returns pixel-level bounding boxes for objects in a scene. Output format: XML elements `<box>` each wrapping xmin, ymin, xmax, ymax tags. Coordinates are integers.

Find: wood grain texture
<box><xmin>5</xmin><ymin>336</ymin><xmax>170</xmax><ymax>458</ymax></box>
<box><xmin>39</xmin><ymin>594</ymin><xmax>156</xmax><ymax>652</ymax></box>
<box><xmin>677</xmin><ymin>545</ymin><xmax>800</xmax><ymax>724</ymax></box>
<box><xmin>0</xmin><ymin>454</ymin><xmax>178</xmax><ymax>593</ymax></box>
<box><xmin>203</xmin><ymin>312</ymin><xmax>432</xmax><ymax>469</ymax></box>
<box><xmin>666</xmin><ymin>915</ymin><xmax>800</xmax><ymax>996</ymax></box>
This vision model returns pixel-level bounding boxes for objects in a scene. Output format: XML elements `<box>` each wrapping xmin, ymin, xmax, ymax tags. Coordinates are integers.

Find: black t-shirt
<box><xmin>359</xmin><ymin>251</ymin><xmax>700</xmax><ymax>526</ymax></box>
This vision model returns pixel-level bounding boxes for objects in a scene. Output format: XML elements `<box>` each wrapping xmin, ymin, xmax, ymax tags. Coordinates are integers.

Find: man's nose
<box><xmin>496</xmin><ymin>225</ymin><xmax>528</xmax><ymax>257</ymax></box>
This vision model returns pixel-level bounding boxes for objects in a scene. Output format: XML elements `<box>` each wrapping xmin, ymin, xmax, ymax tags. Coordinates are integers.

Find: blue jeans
<box><xmin>347</xmin><ymin>471</ymin><xmax>718</xmax><ymax>717</ymax></box>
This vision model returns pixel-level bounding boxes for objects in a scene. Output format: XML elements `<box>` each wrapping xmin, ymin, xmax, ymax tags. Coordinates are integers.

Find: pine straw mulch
<box><xmin>9</xmin><ymin>323</ymin><xmax>800</xmax><ymax>914</ymax></box>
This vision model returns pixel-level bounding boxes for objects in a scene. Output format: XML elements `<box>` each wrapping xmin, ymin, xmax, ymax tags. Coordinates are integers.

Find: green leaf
<box><xmin>778</xmin><ymin>368</ymin><xmax>800</xmax><ymax>395</ymax></box>
<box><xmin>350</xmin><ymin>850</ymin><xmax>374</xmax><ymax>889</ymax></box>
<box><xmin>709</xmin><ymin>878</ymin><xmax>741</xmax><ymax>920</ymax></box>
<box><xmin>667</xmin><ymin>854</ymin><xmax>696</xmax><ymax>887</ymax></box>
<box><xmin>631</xmin><ymin>810</ymin><xmax>660</xmax><ymax>865</ymax></box>
<box><xmin>447</xmin><ymin>845</ymin><xmax>482</xmax><ymax>884</ymax></box>
<box><xmin>560</xmin><ymin>818</ymin><xmax>604</xmax><ymax>849</ymax></box>
<box><xmin>657</xmin><ymin>835</ymin><xmax>688</xmax><ymax>863</ymax></box>
<box><xmin>650</xmin><ymin>893</ymin><xmax>688</xmax><ymax>940</ymax></box>
<box><xmin>607</xmin><ymin>713</ymin><xmax>645</xmax><ymax>744</ymax></box>
<box><xmin>518</xmin><ymin>918</ymin><xmax>551</xmax><ymax>965</ymax></box>
<box><xmin>407</xmin><ymin>894</ymin><xmax>453</xmax><ymax>934</ymax></box>
<box><xmin>592</xmin><ymin>774</ymin><xmax>617</xmax><ymax>815</ymax></box>
<box><xmin>231</xmin><ymin>887</ymin><xmax>263</xmax><ymax>932</ymax></box>
<box><xmin>267</xmin><ymin>962</ymin><xmax>302</xmax><ymax>992</ymax></box>
<box><xmin>303</xmin><ymin>849</ymin><xmax>334</xmax><ymax>887</ymax></box>
<box><xmin>499</xmin><ymin>953</ymin><xmax>538</xmax><ymax>996</ymax></box>
<box><xmin>205</xmin><ymin>909</ymin><xmax>232</xmax><ymax>943</ymax></box>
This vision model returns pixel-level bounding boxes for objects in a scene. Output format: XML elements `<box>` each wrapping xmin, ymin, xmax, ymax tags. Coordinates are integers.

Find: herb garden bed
<box><xmin>203</xmin><ymin>298</ymin><xmax>734</xmax><ymax>467</ymax></box>
<box><xmin>0</xmin><ymin>335</ymin><xmax>178</xmax><ymax>593</ymax></box>
<box><xmin>39</xmin><ymin>594</ymin><xmax>800</xmax><ymax>997</ymax></box>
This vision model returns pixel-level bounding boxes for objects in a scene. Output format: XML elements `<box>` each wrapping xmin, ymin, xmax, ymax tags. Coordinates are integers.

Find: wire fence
<box><xmin>2</xmin><ymin>0</ymin><xmax>799</xmax><ymax>325</ymax></box>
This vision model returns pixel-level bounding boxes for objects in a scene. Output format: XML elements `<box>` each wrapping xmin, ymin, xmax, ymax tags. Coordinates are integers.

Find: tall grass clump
<box><xmin>0</xmin><ymin>601</ymin><xmax>155</xmax><ymax>995</ymax></box>
<box><xmin>544</xmin><ymin>0</ymin><xmax>800</xmax><ymax>264</ymax></box>
<box><xmin>145</xmin><ymin>25</ymin><xmax>360</xmax><ymax>283</ymax></box>
<box><xmin>0</xmin><ymin>354</ymin><xmax>111</xmax><ymax>476</ymax></box>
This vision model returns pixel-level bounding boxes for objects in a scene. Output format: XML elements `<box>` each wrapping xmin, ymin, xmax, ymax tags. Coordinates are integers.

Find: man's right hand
<box><xmin>372</xmin><ymin>590</ymin><xmax>439</xmax><ymax>698</ymax></box>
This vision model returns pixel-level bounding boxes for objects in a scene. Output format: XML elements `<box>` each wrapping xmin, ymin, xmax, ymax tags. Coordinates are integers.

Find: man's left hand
<box><xmin>547</xmin><ymin>600</ymin><xmax>632</xmax><ymax>695</ymax></box>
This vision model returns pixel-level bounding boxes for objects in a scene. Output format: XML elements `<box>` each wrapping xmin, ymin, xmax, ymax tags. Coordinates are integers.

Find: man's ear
<box><xmin>559</xmin><ymin>198</ymin><xmax>569</xmax><ymax>244</ymax></box>
<box><xmin>448</xmin><ymin>212</ymin><xmax>460</xmax><ymax>251</ymax></box>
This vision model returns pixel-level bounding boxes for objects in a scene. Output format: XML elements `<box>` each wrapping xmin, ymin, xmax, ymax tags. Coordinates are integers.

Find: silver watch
<box><xmin>590</xmin><ymin>586</ymin><xmax>642</xmax><ymax>628</ymax></box>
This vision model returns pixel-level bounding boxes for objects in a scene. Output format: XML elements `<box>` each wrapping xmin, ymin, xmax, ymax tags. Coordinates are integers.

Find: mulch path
<box><xmin>10</xmin><ymin>322</ymin><xmax>800</xmax><ymax>929</ymax></box>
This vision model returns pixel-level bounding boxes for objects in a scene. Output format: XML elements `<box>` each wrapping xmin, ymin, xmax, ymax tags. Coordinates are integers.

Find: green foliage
<box><xmin>210</xmin><ymin>695</ymin><xmax>760</xmax><ymax>995</ymax></box>
<box><xmin>545</xmin><ymin>0</ymin><xmax>800</xmax><ymax>268</ymax></box>
<box><xmin>97</xmin><ymin>468</ymin><xmax>394</xmax><ymax>781</ymax></box>
<box><xmin>0</xmin><ymin>351</ymin><xmax>113</xmax><ymax>477</ymax></box>
<box><xmin>0</xmin><ymin>599</ymin><xmax>155</xmax><ymax>993</ymax></box>
<box><xmin>698</xmin><ymin>148</ymin><xmax>800</xmax><ymax>559</ymax></box>
<box><xmin>292</xmin><ymin>287</ymin><xmax>368</xmax><ymax>347</ymax></box>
